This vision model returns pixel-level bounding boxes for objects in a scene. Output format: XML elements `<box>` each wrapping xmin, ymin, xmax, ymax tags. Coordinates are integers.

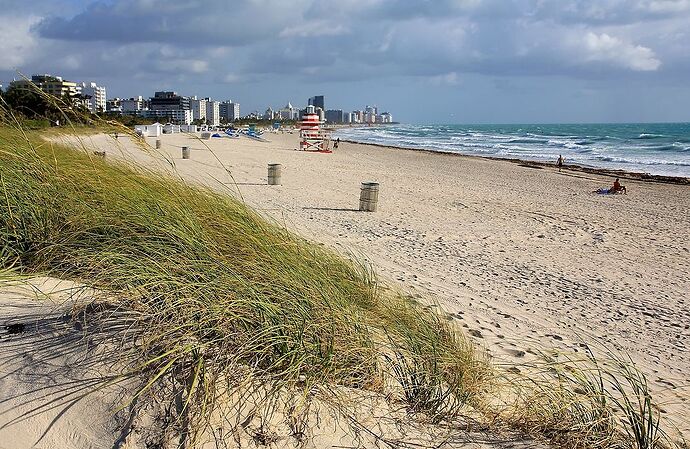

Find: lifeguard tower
<box><xmin>300</xmin><ymin>105</ymin><xmax>331</xmax><ymax>152</ymax></box>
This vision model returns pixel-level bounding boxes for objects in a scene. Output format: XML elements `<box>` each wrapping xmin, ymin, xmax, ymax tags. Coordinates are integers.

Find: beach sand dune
<box><xmin>1</xmin><ymin>278</ymin><xmax>541</xmax><ymax>448</ymax></box>
<box><xmin>49</xmin><ymin>131</ymin><xmax>690</xmax><ymax>435</ymax></box>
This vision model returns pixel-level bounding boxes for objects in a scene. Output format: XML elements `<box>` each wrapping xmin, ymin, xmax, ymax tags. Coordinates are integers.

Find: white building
<box><xmin>122</xmin><ymin>96</ymin><xmax>147</xmax><ymax>114</ymax></box>
<box><xmin>190</xmin><ymin>97</ymin><xmax>207</xmax><ymax>123</ymax></box>
<box><xmin>205</xmin><ymin>99</ymin><xmax>220</xmax><ymax>126</ymax></box>
<box><xmin>278</xmin><ymin>102</ymin><xmax>298</xmax><ymax>120</ymax></box>
<box><xmin>79</xmin><ymin>82</ymin><xmax>107</xmax><ymax>113</ymax></box>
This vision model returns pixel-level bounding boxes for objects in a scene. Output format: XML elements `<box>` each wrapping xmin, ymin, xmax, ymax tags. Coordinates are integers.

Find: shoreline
<box><xmin>337</xmin><ymin>138</ymin><xmax>690</xmax><ymax>185</ymax></box>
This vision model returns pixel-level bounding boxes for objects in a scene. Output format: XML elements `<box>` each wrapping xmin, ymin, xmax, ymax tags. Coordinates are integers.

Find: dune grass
<box><xmin>0</xmin><ymin>91</ymin><xmax>683</xmax><ymax>448</ymax></box>
<box><xmin>0</xmin><ymin>122</ymin><xmax>488</xmax><ymax>443</ymax></box>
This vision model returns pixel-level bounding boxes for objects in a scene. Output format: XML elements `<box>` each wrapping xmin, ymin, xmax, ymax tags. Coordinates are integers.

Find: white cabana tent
<box><xmin>134</xmin><ymin>123</ymin><xmax>162</xmax><ymax>137</ymax></box>
<box><xmin>163</xmin><ymin>124</ymin><xmax>181</xmax><ymax>134</ymax></box>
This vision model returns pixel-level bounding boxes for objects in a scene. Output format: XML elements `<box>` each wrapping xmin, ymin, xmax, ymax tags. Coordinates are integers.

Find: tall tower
<box><xmin>308</xmin><ymin>95</ymin><xmax>325</xmax><ymax>111</ymax></box>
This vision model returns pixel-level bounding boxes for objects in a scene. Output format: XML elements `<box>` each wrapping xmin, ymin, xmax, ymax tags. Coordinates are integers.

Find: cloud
<box><xmin>221</xmin><ymin>73</ymin><xmax>242</xmax><ymax>83</ymax></box>
<box><xmin>641</xmin><ymin>0</ymin><xmax>690</xmax><ymax>13</ymax></box>
<box><xmin>1</xmin><ymin>0</ymin><xmax>686</xmax><ymax>112</ymax></box>
<box><xmin>152</xmin><ymin>59</ymin><xmax>209</xmax><ymax>74</ymax></box>
<box><xmin>279</xmin><ymin>21</ymin><xmax>349</xmax><ymax>38</ymax></box>
<box><xmin>0</xmin><ymin>16</ymin><xmax>41</xmax><ymax>70</ymax></box>
<box><xmin>428</xmin><ymin>72</ymin><xmax>461</xmax><ymax>86</ymax></box>
<box><xmin>582</xmin><ymin>32</ymin><xmax>661</xmax><ymax>71</ymax></box>
<box><xmin>34</xmin><ymin>0</ymin><xmax>304</xmax><ymax>46</ymax></box>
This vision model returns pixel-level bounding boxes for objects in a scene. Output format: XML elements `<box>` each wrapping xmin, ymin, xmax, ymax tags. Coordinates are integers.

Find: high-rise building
<box><xmin>9</xmin><ymin>74</ymin><xmax>79</xmax><ymax>100</ymax></box>
<box><xmin>190</xmin><ymin>97</ymin><xmax>207</xmax><ymax>122</ymax></box>
<box><xmin>79</xmin><ymin>82</ymin><xmax>107</xmax><ymax>113</ymax></box>
<box><xmin>308</xmin><ymin>95</ymin><xmax>325</xmax><ymax>111</ymax></box>
<box><xmin>205</xmin><ymin>99</ymin><xmax>220</xmax><ymax>126</ymax></box>
<box><xmin>325</xmin><ymin>109</ymin><xmax>344</xmax><ymax>123</ymax></box>
<box><xmin>148</xmin><ymin>91</ymin><xmax>191</xmax><ymax>124</ymax></box>
<box><xmin>220</xmin><ymin>101</ymin><xmax>240</xmax><ymax>122</ymax></box>
<box><xmin>149</xmin><ymin>91</ymin><xmax>190</xmax><ymax>111</ymax></box>
<box><xmin>279</xmin><ymin>102</ymin><xmax>298</xmax><ymax>120</ymax></box>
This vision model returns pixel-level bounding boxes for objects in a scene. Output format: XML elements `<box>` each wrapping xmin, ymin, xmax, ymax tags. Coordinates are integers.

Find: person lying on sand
<box><xmin>593</xmin><ymin>178</ymin><xmax>627</xmax><ymax>195</ymax></box>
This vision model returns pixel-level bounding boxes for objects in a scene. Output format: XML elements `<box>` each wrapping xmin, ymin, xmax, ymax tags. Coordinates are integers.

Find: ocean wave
<box><xmin>333</xmin><ymin>124</ymin><xmax>690</xmax><ymax>177</ymax></box>
<box><xmin>594</xmin><ymin>155</ymin><xmax>690</xmax><ymax>167</ymax></box>
<box><xmin>636</xmin><ymin>133</ymin><xmax>667</xmax><ymax>139</ymax></box>
<box><xmin>508</xmin><ymin>138</ymin><xmax>549</xmax><ymax>144</ymax></box>
<box><xmin>646</xmin><ymin>144</ymin><xmax>686</xmax><ymax>152</ymax></box>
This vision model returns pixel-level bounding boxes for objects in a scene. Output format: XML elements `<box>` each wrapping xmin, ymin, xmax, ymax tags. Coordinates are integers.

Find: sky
<box><xmin>1</xmin><ymin>0</ymin><xmax>689</xmax><ymax>124</ymax></box>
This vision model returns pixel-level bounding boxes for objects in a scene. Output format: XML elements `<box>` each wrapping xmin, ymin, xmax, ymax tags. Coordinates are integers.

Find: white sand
<box><xmin>0</xmin><ymin>278</ymin><xmax>129</xmax><ymax>449</ymax></box>
<box><xmin>24</xmin><ymin>129</ymin><xmax>689</xmax><ymax>442</ymax></box>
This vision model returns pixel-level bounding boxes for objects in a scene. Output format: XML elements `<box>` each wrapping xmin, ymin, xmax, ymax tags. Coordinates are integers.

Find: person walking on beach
<box><xmin>334</xmin><ymin>138</ymin><xmax>340</xmax><ymax>150</ymax></box>
<box><xmin>557</xmin><ymin>154</ymin><xmax>564</xmax><ymax>172</ymax></box>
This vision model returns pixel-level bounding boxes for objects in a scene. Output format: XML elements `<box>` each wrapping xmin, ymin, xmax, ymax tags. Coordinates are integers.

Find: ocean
<box><xmin>333</xmin><ymin>123</ymin><xmax>690</xmax><ymax>178</ymax></box>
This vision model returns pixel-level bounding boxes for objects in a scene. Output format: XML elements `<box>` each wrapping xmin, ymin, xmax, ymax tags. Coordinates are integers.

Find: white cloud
<box><xmin>222</xmin><ymin>73</ymin><xmax>241</xmax><ymax>83</ymax></box>
<box><xmin>279</xmin><ymin>21</ymin><xmax>349</xmax><ymax>38</ymax></box>
<box><xmin>641</xmin><ymin>0</ymin><xmax>690</xmax><ymax>13</ymax></box>
<box><xmin>153</xmin><ymin>59</ymin><xmax>209</xmax><ymax>74</ymax></box>
<box><xmin>428</xmin><ymin>72</ymin><xmax>461</xmax><ymax>86</ymax></box>
<box><xmin>0</xmin><ymin>16</ymin><xmax>41</xmax><ymax>70</ymax></box>
<box><xmin>582</xmin><ymin>32</ymin><xmax>661</xmax><ymax>71</ymax></box>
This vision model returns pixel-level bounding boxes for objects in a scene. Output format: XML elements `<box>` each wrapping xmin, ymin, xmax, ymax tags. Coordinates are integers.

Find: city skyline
<box><xmin>1</xmin><ymin>1</ymin><xmax>689</xmax><ymax>124</ymax></box>
<box><xmin>2</xmin><ymin>71</ymin><xmax>393</xmax><ymax>125</ymax></box>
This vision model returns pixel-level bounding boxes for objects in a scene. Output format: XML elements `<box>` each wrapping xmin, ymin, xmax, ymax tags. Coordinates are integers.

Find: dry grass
<box><xmin>0</xmin><ymin>114</ymin><xmax>488</xmax><ymax>445</ymax></box>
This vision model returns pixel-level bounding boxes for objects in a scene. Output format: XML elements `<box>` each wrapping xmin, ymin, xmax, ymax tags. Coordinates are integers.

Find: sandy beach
<box><xmin>51</xmin><ymin>130</ymin><xmax>690</xmax><ymax>434</ymax></box>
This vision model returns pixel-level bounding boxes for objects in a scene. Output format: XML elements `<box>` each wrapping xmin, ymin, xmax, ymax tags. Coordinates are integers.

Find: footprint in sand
<box><xmin>506</xmin><ymin>349</ymin><xmax>526</xmax><ymax>358</ymax></box>
<box><xmin>469</xmin><ymin>329</ymin><xmax>483</xmax><ymax>338</ymax></box>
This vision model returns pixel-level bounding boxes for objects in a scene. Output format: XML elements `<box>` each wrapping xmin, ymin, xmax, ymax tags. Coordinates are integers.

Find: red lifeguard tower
<box><xmin>300</xmin><ymin>105</ymin><xmax>331</xmax><ymax>152</ymax></box>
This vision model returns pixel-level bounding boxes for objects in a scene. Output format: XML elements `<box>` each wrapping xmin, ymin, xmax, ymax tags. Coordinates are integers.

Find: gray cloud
<box><xmin>2</xmin><ymin>0</ymin><xmax>689</xmax><ymax>122</ymax></box>
<box><xmin>35</xmin><ymin>0</ymin><xmax>303</xmax><ymax>46</ymax></box>
<box><xmin>28</xmin><ymin>0</ymin><xmax>683</xmax><ymax>81</ymax></box>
